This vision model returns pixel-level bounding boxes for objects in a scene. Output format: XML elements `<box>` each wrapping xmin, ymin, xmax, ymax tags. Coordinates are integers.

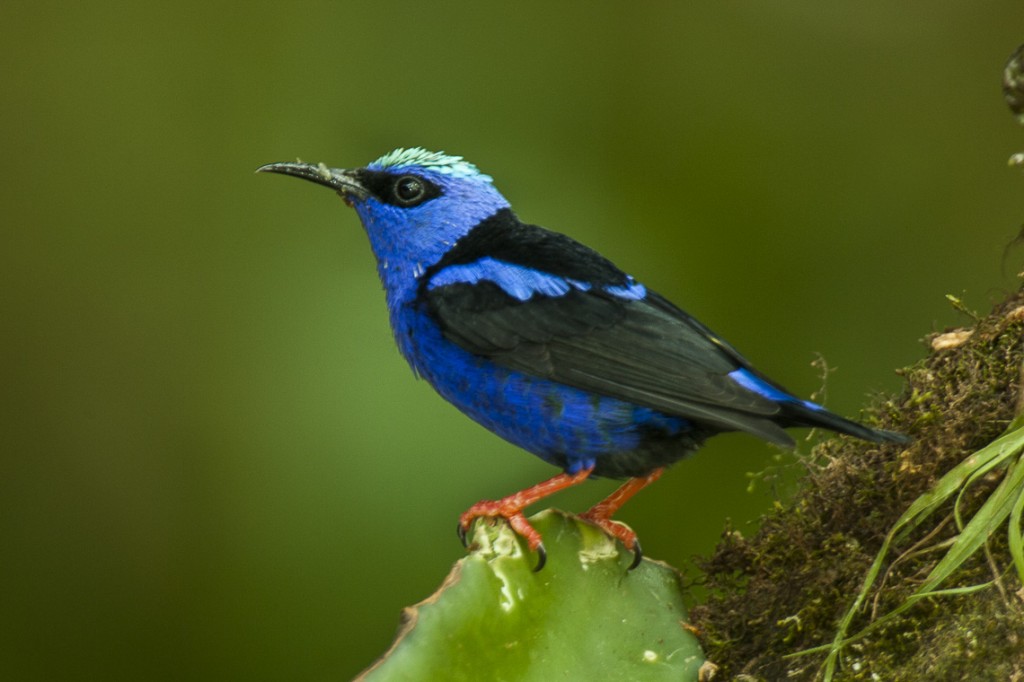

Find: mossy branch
<box><xmin>693</xmin><ymin>287</ymin><xmax>1024</xmax><ymax>681</ymax></box>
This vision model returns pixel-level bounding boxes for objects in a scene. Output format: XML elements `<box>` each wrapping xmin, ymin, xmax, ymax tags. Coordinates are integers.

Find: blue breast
<box><xmin>392</xmin><ymin>304</ymin><xmax>689</xmax><ymax>475</ymax></box>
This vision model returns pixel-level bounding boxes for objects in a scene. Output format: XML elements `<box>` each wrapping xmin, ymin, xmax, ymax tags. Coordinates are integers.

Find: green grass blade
<box><xmin>1007</xmin><ymin>472</ymin><xmax>1024</xmax><ymax>586</ymax></box>
<box><xmin>810</xmin><ymin>422</ymin><xmax>1024</xmax><ymax>681</ymax></box>
<box><xmin>914</xmin><ymin>456</ymin><xmax>1022</xmax><ymax>597</ymax></box>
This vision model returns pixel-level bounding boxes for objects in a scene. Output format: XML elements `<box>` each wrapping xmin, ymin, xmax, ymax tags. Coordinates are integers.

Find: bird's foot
<box><xmin>578</xmin><ymin>468</ymin><xmax>665</xmax><ymax>570</ymax></box>
<box><xmin>456</xmin><ymin>466</ymin><xmax>594</xmax><ymax>572</ymax></box>
<box><xmin>577</xmin><ymin>510</ymin><xmax>644</xmax><ymax>569</ymax></box>
<box><xmin>458</xmin><ymin>503</ymin><xmax>547</xmax><ymax>570</ymax></box>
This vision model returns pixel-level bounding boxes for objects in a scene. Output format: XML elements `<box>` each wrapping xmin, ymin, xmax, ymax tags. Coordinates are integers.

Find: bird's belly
<box><xmin>397</xmin><ymin>309</ymin><xmax>696</xmax><ymax>477</ymax></box>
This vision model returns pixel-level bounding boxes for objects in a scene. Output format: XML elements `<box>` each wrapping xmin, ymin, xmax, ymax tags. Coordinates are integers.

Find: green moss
<box><xmin>692</xmin><ymin>286</ymin><xmax>1024</xmax><ymax>680</ymax></box>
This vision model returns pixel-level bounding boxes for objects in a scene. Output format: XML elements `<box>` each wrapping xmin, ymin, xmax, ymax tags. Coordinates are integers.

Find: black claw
<box><xmin>532</xmin><ymin>543</ymin><xmax>547</xmax><ymax>572</ymax></box>
<box><xmin>457</xmin><ymin>522</ymin><xmax>469</xmax><ymax>548</ymax></box>
<box><xmin>628</xmin><ymin>539</ymin><xmax>643</xmax><ymax>570</ymax></box>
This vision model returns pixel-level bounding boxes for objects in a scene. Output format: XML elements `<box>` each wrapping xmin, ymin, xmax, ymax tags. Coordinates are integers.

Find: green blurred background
<box><xmin>3</xmin><ymin>2</ymin><xmax>1023</xmax><ymax>679</ymax></box>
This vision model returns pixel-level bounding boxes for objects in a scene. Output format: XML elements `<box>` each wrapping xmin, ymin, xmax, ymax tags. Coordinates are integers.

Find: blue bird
<box><xmin>258</xmin><ymin>148</ymin><xmax>908</xmax><ymax>570</ymax></box>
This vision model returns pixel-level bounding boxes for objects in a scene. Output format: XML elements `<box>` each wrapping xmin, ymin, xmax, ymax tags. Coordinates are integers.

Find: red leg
<box><xmin>579</xmin><ymin>468</ymin><xmax>664</xmax><ymax>567</ymax></box>
<box><xmin>459</xmin><ymin>466</ymin><xmax>594</xmax><ymax>569</ymax></box>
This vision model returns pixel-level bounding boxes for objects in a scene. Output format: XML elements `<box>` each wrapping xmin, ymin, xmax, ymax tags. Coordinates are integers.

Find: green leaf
<box><xmin>357</xmin><ymin>510</ymin><xmax>705</xmax><ymax>681</ymax></box>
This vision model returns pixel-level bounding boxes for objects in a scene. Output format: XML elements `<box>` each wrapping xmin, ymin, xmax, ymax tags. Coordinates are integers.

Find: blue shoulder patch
<box><xmin>428</xmin><ymin>258</ymin><xmax>650</xmax><ymax>304</ymax></box>
<box><xmin>427</xmin><ymin>257</ymin><xmax>590</xmax><ymax>301</ymax></box>
<box><xmin>728</xmin><ymin>368</ymin><xmax>824</xmax><ymax>411</ymax></box>
<box><xmin>603</xmin><ymin>278</ymin><xmax>647</xmax><ymax>301</ymax></box>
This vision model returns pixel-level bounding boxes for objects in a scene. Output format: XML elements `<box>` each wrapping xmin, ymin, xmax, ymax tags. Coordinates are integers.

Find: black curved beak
<box><xmin>256</xmin><ymin>162</ymin><xmax>369</xmax><ymax>203</ymax></box>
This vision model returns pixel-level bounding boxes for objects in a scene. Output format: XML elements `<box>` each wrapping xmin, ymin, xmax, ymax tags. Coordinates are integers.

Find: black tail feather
<box><xmin>782</xmin><ymin>402</ymin><xmax>911</xmax><ymax>445</ymax></box>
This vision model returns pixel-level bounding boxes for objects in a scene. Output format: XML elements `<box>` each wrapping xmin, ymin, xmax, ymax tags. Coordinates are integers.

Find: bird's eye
<box><xmin>393</xmin><ymin>175</ymin><xmax>426</xmax><ymax>205</ymax></box>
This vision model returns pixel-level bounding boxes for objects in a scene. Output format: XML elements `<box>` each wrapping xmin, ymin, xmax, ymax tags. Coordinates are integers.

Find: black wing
<box><xmin>419</xmin><ymin>212</ymin><xmax>797</xmax><ymax>445</ymax></box>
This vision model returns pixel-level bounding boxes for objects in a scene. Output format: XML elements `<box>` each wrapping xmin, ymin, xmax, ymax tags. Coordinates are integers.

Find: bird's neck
<box><xmin>374</xmin><ymin>255</ymin><xmax>425</xmax><ymax>307</ymax></box>
<box><xmin>370</xmin><ymin>249</ymin><xmax>435</xmax><ymax>367</ymax></box>
<box><xmin>378</xmin><ymin>269</ymin><xmax>434</xmax><ymax>377</ymax></box>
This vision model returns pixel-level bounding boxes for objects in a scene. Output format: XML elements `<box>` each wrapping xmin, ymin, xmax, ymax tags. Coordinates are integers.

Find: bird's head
<box><xmin>259</xmin><ymin>148</ymin><xmax>510</xmax><ymax>300</ymax></box>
